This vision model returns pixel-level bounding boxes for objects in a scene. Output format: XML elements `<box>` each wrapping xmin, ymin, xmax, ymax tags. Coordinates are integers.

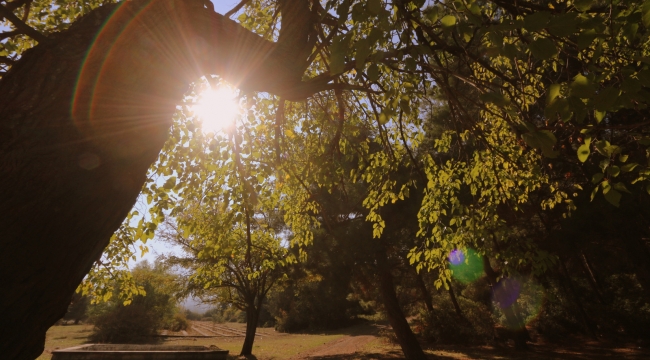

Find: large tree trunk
<box><xmin>0</xmin><ymin>1</ymin><xmax>318</xmax><ymax>358</ymax></box>
<box><xmin>375</xmin><ymin>248</ymin><xmax>427</xmax><ymax>360</ymax></box>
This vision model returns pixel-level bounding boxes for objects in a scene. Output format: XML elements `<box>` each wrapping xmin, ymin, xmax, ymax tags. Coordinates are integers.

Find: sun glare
<box><xmin>193</xmin><ymin>86</ymin><xmax>240</xmax><ymax>134</ymax></box>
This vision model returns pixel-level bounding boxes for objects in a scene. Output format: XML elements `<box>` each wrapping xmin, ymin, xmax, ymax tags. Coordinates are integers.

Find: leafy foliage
<box><xmin>6</xmin><ymin>0</ymin><xmax>650</xmax><ymax>350</ymax></box>
<box><xmin>86</xmin><ymin>261</ymin><xmax>180</xmax><ymax>343</ymax></box>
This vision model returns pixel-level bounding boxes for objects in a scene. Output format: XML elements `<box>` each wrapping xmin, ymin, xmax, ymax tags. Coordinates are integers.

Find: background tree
<box><xmin>86</xmin><ymin>260</ymin><xmax>183</xmax><ymax>343</ymax></box>
<box><xmin>154</xmin><ymin>101</ymin><xmax>292</xmax><ymax>355</ymax></box>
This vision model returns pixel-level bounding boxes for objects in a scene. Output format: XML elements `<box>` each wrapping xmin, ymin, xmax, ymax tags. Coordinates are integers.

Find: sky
<box><xmin>212</xmin><ymin>1</ymin><xmax>242</xmax><ymax>15</ymax></box>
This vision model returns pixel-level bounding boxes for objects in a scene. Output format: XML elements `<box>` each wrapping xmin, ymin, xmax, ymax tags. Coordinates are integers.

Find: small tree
<box><xmin>163</xmin><ymin>199</ymin><xmax>288</xmax><ymax>355</ymax></box>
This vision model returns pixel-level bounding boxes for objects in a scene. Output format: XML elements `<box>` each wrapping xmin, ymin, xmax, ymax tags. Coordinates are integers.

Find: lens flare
<box><xmin>193</xmin><ymin>86</ymin><xmax>240</xmax><ymax>134</ymax></box>
<box><xmin>491</xmin><ymin>276</ymin><xmax>544</xmax><ymax>329</ymax></box>
<box><xmin>448</xmin><ymin>248</ymin><xmax>483</xmax><ymax>284</ymax></box>
<box><xmin>492</xmin><ymin>277</ymin><xmax>521</xmax><ymax>309</ymax></box>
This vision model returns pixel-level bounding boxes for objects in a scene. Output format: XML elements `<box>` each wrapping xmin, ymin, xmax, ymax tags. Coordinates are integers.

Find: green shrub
<box><xmin>167</xmin><ymin>313</ymin><xmax>189</xmax><ymax>332</ymax></box>
<box><xmin>184</xmin><ymin>310</ymin><xmax>202</xmax><ymax>321</ymax></box>
<box><xmin>87</xmin><ymin>261</ymin><xmax>179</xmax><ymax>343</ymax></box>
<box><xmin>89</xmin><ymin>302</ymin><xmax>160</xmax><ymax>343</ymax></box>
<box><xmin>414</xmin><ymin>296</ymin><xmax>494</xmax><ymax>344</ymax></box>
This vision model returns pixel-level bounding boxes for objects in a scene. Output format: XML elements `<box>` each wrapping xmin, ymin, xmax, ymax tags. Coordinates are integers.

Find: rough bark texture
<box><xmin>240</xmin><ymin>301</ymin><xmax>262</xmax><ymax>356</ymax></box>
<box><xmin>0</xmin><ymin>1</ymin><xmax>316</xmax><ymax>358</ymax></box>
<box><xmin>375</xmin><ymin>248</ymin><xmax>427</xmax><ymax>360</ymax></box>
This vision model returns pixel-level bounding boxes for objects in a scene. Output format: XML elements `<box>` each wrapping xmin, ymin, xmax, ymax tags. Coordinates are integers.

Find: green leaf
<box><xmin>426</xmin><ymin>7</ymin><xmax>439</xmax><ymax>23</ymax></box>
<box><xmin>607</xmin><ymin>166</ymin><xmax>620</xmax><ymax>177</ymax></box>
<box><xmin>378</xmin><ymin>112</ymin><xmax>389</xmax><ymax>125</ymax></box>
<box><xmin>592</xmin><ymin>173</ymin><xmax>604</xmax><ymax>184</ymax></box>
<box><xmin>577</xmin><ymin>29</ymin><xmax>597</xmax><ymax>50</ymax></box>
<box><xmin>573</xmin><ymin>0</ymin><xmax>594</xmax><ymax>11</ymax></box>
<box><xmin>523</xmin><ymin>130</ymin><xmax>557</xmax><ymax>158</ymax></box>
<box><xmin>546</xmin><ymin>84</ymin><xmax>562</xmax><ymax>105</ymax></box>
<box><xmin>441</xmin><ymin>15</ymin><xmax>457</xmax><ymax>28</ymax></box>
<box><xmin>538</xmin><ymin>130</ymin><xmax>558</xmax><ymax>158</ymax></box>
<box><xmin>643</xmin><ymin>1</ymin><xmax>650</xmax><ymax>27</ymax></box>
<box><xmin>547</xmin><ymin>13</ymin><xmax>578</xmax><ymax>37</ymax></box>
<box><xmin>568</xmin><ymin>96</ymin><xmax>587</xmax><ymax>123</ymax></box>
<box><xmin>622</xmin><ymin>163</ymin><xmax>638</xmax><ymax>172</ymax></box>
<box><xmin>577</xmin><ymin>143</ymin><xmax>590</xmax><ymax>162</ymax></box>
<box><xmin>163</xmin><ymin>176</ymin><xmax>177</xmax><ymax>190</ymax></box>
<box><xmin>603</xmin><ymin>188</ymin><xmax>622</xmax><ymax>207</ymax></box>
<box><xmin>594</xmin><ymin>110</ymin><xmax>606</xmax><ymax>123</ymax></box>
<box><xmin>523</xmin><ymin>12</ymin><xmax>551</xmax><ymax>32</ymax></box>
<box><xmin>367</xmin><ymin>63</ymin><xmax>380</xmax><ymax>81</ymax></box>
<box><xmin>355</xmin><ymin>38</ymin><xmax>371</xmax><ymax>70</ymax></box>
<box><xmin>529</xmin><ymin>38</ymin><xmax>557</xmax><ymax>61</ymax></box>
<box><xmin>329</xmin><ymin>35</ymin><xmax>351</xmax><ymax>75</ymax></box>
<box><xmin>569</xmin><ymin>74</ymin><xmax>595</xmax><ymax>98</ymax></box>
<box><xmin>613</xmin><ymin>182</ymin><xmax>631</xmax><ymax>194</ymax></box>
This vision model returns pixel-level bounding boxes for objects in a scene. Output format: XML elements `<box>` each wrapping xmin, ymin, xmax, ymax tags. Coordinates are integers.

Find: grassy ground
<box><xmin>36</xmin><ymin>324</ymin><xmax>93</xmax><ymax>360</ymax></box>
<box><xmin>38</xmin><ymin>322</ymin><xmax>650</xmax><ymax>359</ymax></box>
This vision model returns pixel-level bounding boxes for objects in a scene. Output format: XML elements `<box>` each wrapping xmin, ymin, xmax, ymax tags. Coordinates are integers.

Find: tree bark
<box><xmin>446</xmin><ymin>280</ymin><xmax>465</xmax><ymax>320</ymax></box>
<box><xmin>240</xmin><ymin>300</ymin><xmax>261</xmax><ymax>356</ymax></box>
<box><xmin>415</xmin><ymin>271</ymin><xmax>434</xmax><ymax>313</ymax></box>
<box><xmin>0</xmin><ymin>1</ymin><xmax>319</xmax><ymax>358</ymax></box>
<box><xmin>375</xmin><ymin>248</ymin><xmax>427</xmax><ymax>360</ymax></box>
<box><xmin>559</xmin><ymin>260</ymin><xmax>598</xmax><ymax>339</ymax></box>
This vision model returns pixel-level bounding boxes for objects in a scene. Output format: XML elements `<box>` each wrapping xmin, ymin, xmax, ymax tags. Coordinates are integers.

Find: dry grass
<box><xmin>37</xmin><ymin>324</ymin><xmax>93</xmax><ymax>360</ymax></box>
<box><xmin>37</xmin><ymin>322</ymin><xmax>650</xmax><ymax>360</ymax></box>
<box><xmin>163</xmin><ymin>326</ymin><xmax>345</xmax><ymax>359</ymax></box>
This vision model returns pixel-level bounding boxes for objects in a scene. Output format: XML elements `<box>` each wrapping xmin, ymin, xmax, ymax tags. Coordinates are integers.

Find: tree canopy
<box><xmin>2</xmin><ymin>0</ymin><xmax>650</xmax><ymax>359</ymax></box>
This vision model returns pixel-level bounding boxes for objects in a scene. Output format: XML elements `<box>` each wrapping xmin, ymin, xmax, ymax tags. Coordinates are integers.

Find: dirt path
<box><xmin>290</xmin><ymin>334</ymin><xmax>378</xmax><ymax>359</ymax></box>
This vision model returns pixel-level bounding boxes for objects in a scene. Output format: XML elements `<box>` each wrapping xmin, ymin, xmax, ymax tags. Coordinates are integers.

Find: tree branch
<box><xmin>0</xmin><ymin>4</ymin><xmax>47</xmax><ymax>43</ymax></box>
<box><xmin>224</xmin><ymin>0</ymin><xmax>251</xmax><ymax>18</ymax></box>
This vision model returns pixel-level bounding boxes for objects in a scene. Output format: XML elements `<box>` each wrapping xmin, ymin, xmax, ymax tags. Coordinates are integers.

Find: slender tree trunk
<box><xmin>375</xmin><ymin>248</ymin><xmax>427</xmax><ymax>360</ymax></box>
<box><xmin>0</xmin><ymin>1</ymin><xmax>321</xmax><ymax>358</ymax></box>
<box><xmin>482</xmin><ymin>256</ymin><xmax>529</xmax><ymax>350</ymax></box>
<box><xmin>579</xmin><ymin>251</ymin><xmax>606</xmax><ymax>304</ymax></box>
<box><xmin>415</xmin><ymin>271</ymin><xmax>434</xmax><ymax>313</ymax></box>
<box><xmin>240</xmin><ymin>301</ymin><xmax>261</xmax><ymax>356</ymax></box>
<box><xmin>446</xmin><ymin>281</ymin><xmax>465</xmax><ymax>319</ymax></box>
<box><xmin>559</xmin><ymin>260</ymin><xmax>598</xmax><ymax>339</ymax></box>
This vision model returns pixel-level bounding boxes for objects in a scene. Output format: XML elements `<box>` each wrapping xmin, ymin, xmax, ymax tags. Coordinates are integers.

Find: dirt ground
<box><xmin>38</xmin><ymin>321</ymin><xmax>650</xmax><ymax>359</ymax></box>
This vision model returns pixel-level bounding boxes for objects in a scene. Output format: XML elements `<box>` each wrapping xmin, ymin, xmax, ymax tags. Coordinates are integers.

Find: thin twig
<box><xmin>224</xmin><ymin>0</ymin><xmax>251</xmax><ymax>18</ymax></box>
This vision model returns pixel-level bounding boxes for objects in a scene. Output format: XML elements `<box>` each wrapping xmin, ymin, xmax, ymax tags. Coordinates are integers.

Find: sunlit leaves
<box><xmin>440</xmin><ymin>15</ymin><xmax>456</xmax><ymax>28</ymax></box>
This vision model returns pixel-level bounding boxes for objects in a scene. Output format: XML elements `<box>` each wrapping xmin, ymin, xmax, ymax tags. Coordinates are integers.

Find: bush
<box><xmin>87</xmin><ymin>261</ymin><xmax>179</xmax><ymax>343</ymax></box>
<box><xmin>269</xmin><ymin>281</ymin><xmax>362</xmax><ymax>332</ymax></box>
<box><xmin>167</xmin><ymin>313</ymin><xmax>189</xmax><ymax>332</ymax></box>
<box><xmin>184</xmin><ymin>310</ymin><xmax>202</xmax><ymax>321</ymax></box>
<box><xmin>89</xmin><ymin>301</ymin><xmax>160</xmax><ymax>343</ymax></box>
<box><xmin>414</xmin><ymin>296</ymin><xmax>494</xmax><ymax>345</ymax></box>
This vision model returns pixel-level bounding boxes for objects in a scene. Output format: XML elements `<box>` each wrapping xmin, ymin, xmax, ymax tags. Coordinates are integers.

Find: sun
<box><xmin>193</xmin><ymin>85</ymin><xmax>240</xmax><ymax>134</ymax></box>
